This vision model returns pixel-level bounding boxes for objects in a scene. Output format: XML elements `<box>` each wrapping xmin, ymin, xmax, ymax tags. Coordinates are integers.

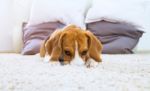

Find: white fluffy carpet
<box><xmin>0</xmin><ymin>53</ymin><xmax>150</xmax><ymax>91</ymax></box>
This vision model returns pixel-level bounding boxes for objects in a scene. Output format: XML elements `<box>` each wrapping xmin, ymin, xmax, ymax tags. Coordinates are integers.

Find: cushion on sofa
<box><xmin>22</xmin><ymin>21</ymin><xmax>144</xmax><ymax>55</ymax></box>
<box><xmin>21</xmin><ymin>22</ymin><xmax>65</xmax><ymax>55</ymax></box>
<box><xmin>85</xmin><ymin>0</ymin><xmax>148</xmax><ymax>31</ymax></box>
<box><xmin>87</xmin><ymin>21</ymin><xmax>144</xmax><ymax>54</ymax></box>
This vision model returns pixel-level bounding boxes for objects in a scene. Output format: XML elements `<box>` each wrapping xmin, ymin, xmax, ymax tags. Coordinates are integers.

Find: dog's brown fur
<box><xmin>40</xmin><ymin>25</ymin><xmax>102</xmax><ymax>64</ymax></box>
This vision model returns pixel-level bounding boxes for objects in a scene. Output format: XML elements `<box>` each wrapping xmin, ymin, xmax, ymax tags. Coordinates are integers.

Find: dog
<box><xmin>40</xmin><ymin>25</ymin><xmax>102</xmax><ymax>67</ymax></box>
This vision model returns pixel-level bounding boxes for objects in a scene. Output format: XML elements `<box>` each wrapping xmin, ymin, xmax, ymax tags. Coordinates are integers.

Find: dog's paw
<box><xmin>85</xmin><ymin>59</ymin><xmax>99</xmax><ymax>68</ymax></box>
<box><xmin>43</xmin><ymin>55</ymin><xmax>51</xmax><ymax>63</ymax></box>
<box><xmin>50</xmin><ymin>61</ymin><xmax>60</xmax><ymax>66</ymax></box>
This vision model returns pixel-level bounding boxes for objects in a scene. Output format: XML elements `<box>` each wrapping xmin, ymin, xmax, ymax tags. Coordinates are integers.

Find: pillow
<box><xmin>87</xmin><ymin>21</ymin><xmax>144</xmax><ymax>54</ymax></box>
<box><xmin>28</xmin><ymin>0</ymin><xmax>90</xmax><ymax>28</ymax></box>
<box><xmin>21</xmin><ymin>22</ymin><xmax>65</xmax><ymax>55</ymax></box>
<box><xmin>85</xmin><ymin>0</ymin><xmax>149</xmax><ymax>31</ymax></box>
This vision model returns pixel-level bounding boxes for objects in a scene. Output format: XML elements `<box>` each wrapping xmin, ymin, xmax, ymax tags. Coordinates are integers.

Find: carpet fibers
<box><xmin>0</xmin><ymin>53</ymin><xmax>150</xmax><ymax>91</ymax></box>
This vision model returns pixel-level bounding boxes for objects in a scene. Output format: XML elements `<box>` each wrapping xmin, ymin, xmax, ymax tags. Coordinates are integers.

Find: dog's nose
<box><xmin>59</xmin><ymin>57</ymin><xmax>64</xmax><ymax>62</ymax></box>
<box><xmin>59</xmin><ymin>57</ymin><xmax>65</xmax><ymax>65</ymax></box>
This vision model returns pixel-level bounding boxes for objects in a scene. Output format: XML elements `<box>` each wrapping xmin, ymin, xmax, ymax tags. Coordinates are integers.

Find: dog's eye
<box><xmin>64</xmin><ymin>50</ymin><xmax>71</xmax><ymax>56</ymax></box>
<box><xmin>81</xmin><ymin>50</ymin><xmax>87</xmax><ymax>56</ymax></box>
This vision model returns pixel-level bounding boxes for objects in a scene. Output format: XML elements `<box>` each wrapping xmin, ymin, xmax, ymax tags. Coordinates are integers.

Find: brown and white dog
<box><xmin>40</xmin><ymin>25</ymin><xmax>102</xmax><ymax>67</ymax></box>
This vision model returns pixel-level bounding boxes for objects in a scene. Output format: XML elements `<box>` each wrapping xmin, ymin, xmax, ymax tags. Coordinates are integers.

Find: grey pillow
<box><xmin>22</xmin><ymin>22</ymin><xmax>65</xmax><ymax>55</ymax></box>
<box><xmin>87</xmin><ymin>20</ymin><xmax>144</xmax><ymax>54</ymax></box>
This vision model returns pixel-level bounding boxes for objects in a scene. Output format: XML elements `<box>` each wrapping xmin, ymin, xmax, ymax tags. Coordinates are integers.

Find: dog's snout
<box><xmin>59</xmin><ymin>57</ymin><xmax>64</xmax><ymax>62</ymax></box>
<box><xmin>59</xmin><ymin>57</ymin><xmax>65</xmax><ymax>65</ymax></box>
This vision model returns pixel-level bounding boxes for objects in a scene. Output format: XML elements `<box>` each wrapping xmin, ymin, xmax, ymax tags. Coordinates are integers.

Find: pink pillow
<box><xmin>87</xmin><ymin>20</ymin><xmax>144</xmax><ymax>54</ymax></box>
<box><xmin>22</xmin><ymin>22</ymin><xmax>65</xmax><ymax>55</ymax></box>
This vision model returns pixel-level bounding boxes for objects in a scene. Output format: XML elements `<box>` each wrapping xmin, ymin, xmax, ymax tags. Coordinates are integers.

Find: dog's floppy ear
<box><xmin>40</xmin><ymin>40</ymin><xmax>47</xmax><ymax>57</ymax></box>
<box><xmin>40</xmin><ymin>30</ymin><xmax>65</xmax><ymax>61</ymax></box>
<box><xmin>84</xmin><ymin>31</ymin><xmax>103</xmax><ymax>62</ymax></box>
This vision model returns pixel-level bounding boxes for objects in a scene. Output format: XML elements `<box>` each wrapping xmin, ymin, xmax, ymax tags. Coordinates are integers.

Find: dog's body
<box><xmin>40</xmin><ymin>25</ymin><xmax>102</xmax><ymax>67</ymax></box>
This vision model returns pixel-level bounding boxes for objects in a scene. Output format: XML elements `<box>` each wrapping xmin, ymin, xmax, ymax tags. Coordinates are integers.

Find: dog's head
<box><xmin>40</xmin><ymin>25</ymin><xmax>102</xmax><ymax>65</ymax></box>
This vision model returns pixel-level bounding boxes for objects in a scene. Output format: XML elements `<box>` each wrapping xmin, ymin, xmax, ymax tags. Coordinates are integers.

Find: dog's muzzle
<box><xmin>59</xmin><ymin>55</ymin><xmax>65</xmax><ymax>65</ymax></box>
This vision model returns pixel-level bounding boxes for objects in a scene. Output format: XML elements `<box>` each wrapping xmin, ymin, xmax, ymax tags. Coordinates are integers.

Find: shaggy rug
<box><xmin>0</xmin><ymin>53</ymin><xmax>150</xmax><ymax>91</ymax></box>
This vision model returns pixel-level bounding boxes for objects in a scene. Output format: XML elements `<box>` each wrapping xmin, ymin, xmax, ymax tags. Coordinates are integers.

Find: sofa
<box><xmin>1</xmin><ymin>0</ymin><xmax>150</xmax><ymax>54</ymax></box>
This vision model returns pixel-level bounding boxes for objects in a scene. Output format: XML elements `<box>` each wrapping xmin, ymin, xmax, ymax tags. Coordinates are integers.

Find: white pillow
<box><xmin>28</xmin><ymin>0</ymin><xmax>89</xmax><ymax>28</ymax></box>
<box><xmin>85</xmin><ymin>0</ymin><xmax>149</xmax><ymax>31</ymax></box>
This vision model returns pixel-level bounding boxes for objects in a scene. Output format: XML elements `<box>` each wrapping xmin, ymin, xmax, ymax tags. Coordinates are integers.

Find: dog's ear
<box><xmin>40</xmin><ymin>32</ymin><xmax>55</xmax><ymax>58</ymax></box>
<box><xmin>84</xmin><ymin>31</ymin><xmax>103</xmax><ymax>62</ymax></box>
<box><xmin>40</xmin><ymin>40</ymin><xmax>47</xmax><ymax>57</ymax></box>
<box><xmin>40</xmin><ymin>30</ymin><xmax>65</xmax><ymax>61</ymax></box>
<box><xmin>50</xmin><ymin>31</ymin><xmax>66</xmax><ymax>61</ymax></box>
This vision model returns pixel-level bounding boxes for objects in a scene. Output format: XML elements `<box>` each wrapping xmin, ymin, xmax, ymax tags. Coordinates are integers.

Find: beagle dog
<box><xmin>40</xmin><ymin>25</ymin><xmax>102</xmax><ymax>67</ymax></box>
